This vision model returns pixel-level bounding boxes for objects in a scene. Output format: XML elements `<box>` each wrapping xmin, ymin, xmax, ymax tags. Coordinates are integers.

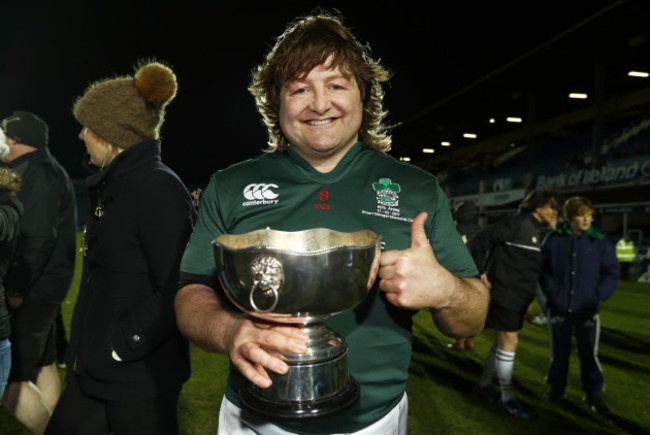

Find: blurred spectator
<box><xmin>0</xmin><ymin>146</ymin><xmax>23</xmax><ymax>398</ymax></box>
<box><xmin>471</xmin><ymin>188</ymin><xmax>561</xmax><ymax>419</ymax></box>
<box><xmin>528</xmin><ymin>282</ymin><xmax>549</xmax><ymax>325</ymax></box>
<box><xmin>190</xmin><ymin>188</ymin><xmax>203</xmax><ymax>210</ymax></box>
<box><xmin>1</xmin><ymin>111</ymin><xmax>77</xmax><ymax>434</ymax></box>
<box><xmin>449</xmin><ymin>201</ymin><xmax>481</xmax><ymax>351</ymax></box>
<box><xmin>615</xmin><ymin>234</ymin><xmax>636</xmax><ymax>280</ymax></box>
<box><xmin>637</xmin><ymin>247</ymin><xmax>650</xmax><ymax>283</ymax></box>
<box><xmin>539</xmin><ymin>196</ymin><xmax>619</xmax><ymax>415</ymax></box>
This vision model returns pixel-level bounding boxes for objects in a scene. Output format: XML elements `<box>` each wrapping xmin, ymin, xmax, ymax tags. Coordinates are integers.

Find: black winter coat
<box><xmin>471</xmin><ymin>213</ymin><xmax>546</xmax><ymax>309</ymax></box>
<box><xmin>3</xmin><ymin>148</ymin><xmax>76</xmax><ymax>302</ymax></box>
<box><xmin>67</xmin><ymin>140</ymin><xmax>196</xmax><ymax>400</ymax></box>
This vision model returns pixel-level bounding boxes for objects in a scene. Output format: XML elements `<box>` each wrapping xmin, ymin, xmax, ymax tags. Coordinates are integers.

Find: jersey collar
<box><xmin>286</xmin><ymin>142</ymin><xmax>365</xmax><ymax>183</ymax></box>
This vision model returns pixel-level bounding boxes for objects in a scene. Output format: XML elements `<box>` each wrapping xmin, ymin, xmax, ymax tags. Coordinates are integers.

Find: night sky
<box><xmin>1</xmin><ymin>0</ymin><xmax>643</xmax><ymax>188</ymax></box>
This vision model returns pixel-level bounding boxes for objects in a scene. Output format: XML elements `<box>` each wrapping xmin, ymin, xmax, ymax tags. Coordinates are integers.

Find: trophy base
<box><xmin>240</xmin><ymin>324</ymin><xmax>359</xmax><ymax>418</ymax></box>
<box><xmin>240</xmin><ymin>377</ymin><xmax>359</xmax><ymax>419</ymax></box>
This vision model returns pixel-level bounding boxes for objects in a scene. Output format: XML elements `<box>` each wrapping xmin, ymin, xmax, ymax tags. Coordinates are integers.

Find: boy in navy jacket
<box><xmin>540</xmin><ymin>196</ymin><xmax>619</xmax><ymax>414</ymax></box>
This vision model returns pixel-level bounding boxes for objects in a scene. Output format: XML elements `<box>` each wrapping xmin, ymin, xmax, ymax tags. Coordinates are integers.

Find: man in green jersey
<box><xmin>175</xmin><ymin>12</ymin><xmax>489</xmax><ymax>434</ymax></box>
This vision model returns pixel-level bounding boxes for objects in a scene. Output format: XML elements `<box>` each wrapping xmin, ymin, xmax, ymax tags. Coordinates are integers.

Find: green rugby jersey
<box><xmin>180</xmin><ymin>142</ymin><xmax>478</xmax><ymax>433</ymax></box>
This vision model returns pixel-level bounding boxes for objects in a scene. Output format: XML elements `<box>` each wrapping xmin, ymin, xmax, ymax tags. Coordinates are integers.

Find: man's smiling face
<box><xmin>278</xmin><ymin>58</ymin><xmax>363</xmax><ymax>171</ymax></box>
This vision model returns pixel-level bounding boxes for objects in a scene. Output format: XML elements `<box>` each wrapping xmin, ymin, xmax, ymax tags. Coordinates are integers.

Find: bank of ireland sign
<box><xmin>536</xmin><ymin>157</ymin><xmax>650</xmax><ymax>189</ymax></box>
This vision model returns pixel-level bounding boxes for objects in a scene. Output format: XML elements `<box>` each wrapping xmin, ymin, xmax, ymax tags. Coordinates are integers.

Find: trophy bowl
<box><xmin>213</xmin><ymin>228</ymin><xmax>381</xmax><ymax>419</ymax></box>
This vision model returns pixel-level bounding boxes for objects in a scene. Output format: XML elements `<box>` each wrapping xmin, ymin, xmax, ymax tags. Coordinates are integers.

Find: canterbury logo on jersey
<box><xmin>505</xmin><ymin>241</ymin><xmax>541</xmax><ymax>252</ymax></box>
<box><xmin>242</xmin><ymin>183</ymin><xmax>280</xmax><ymax>206</ymax></box>
<box><xmin>244</xmin><ymin>183</ymin><xmax>279</xmax><ymax>200</ymax></box>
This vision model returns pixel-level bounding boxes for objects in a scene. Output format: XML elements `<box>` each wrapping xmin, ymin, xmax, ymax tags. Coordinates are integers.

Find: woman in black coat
<box><xmin>46</xmin><ymin>62</ymin><xmax>196</xmax><ymax>435</ymax></box>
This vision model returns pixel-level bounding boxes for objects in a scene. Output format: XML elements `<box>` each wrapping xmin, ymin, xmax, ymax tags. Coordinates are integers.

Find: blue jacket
<box><xmin>540</xmin><ymin>223</ymin><xmax>620</xmax><ymax>315</ymax></box>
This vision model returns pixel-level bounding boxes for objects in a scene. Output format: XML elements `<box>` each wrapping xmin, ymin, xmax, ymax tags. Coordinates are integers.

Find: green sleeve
<box><xmin>427</xmin><ymin>183</ymin><xmax>478</xmax><ymax>278</ymax></box>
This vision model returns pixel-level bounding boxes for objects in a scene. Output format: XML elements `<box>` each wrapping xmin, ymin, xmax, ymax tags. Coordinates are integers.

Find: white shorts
<box><xmin>217</xmin><ymin>392</ymin><xmax>408</xmax><ymax>435</ymax></box>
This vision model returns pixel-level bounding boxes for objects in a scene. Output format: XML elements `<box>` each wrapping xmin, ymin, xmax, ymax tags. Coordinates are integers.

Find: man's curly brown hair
<box><xmin>248</xmin><ymin>11</ymin><xmax>392</xmax><ymax>153</ymax></box>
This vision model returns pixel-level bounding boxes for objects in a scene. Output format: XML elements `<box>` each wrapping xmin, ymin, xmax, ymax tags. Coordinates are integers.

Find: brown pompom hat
<box><xmin>73</xmin><ymin>61</ymin><xmax>177</xmax><ymax>149</ymax></box>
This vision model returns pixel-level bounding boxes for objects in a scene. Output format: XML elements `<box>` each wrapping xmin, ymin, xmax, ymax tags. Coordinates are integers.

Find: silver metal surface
<box><xmin>251</xmin><ymin>352</ymin><xmax>351</xmax><ymax>402</ymax></box>
<box><xmin>213</xmin><ymin>228</ymin><xmax>381</xmax><ymax>324</ymax></box>
<box><xmin>212</xmin><ymin>227</ymin><xmax>381</xmax><ymax>418</ymax></box>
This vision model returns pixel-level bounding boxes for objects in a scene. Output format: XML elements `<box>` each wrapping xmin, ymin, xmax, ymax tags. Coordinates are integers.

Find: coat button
<box><xmin>132</xmin><ymin>334</ymin><xmax>141</xmax><ymax>342</ymax></box>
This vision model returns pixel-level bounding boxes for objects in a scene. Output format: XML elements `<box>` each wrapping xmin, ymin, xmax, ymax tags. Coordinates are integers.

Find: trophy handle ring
<box><xmin>249</xmin><ymin>282</ymin><xmax>279</xmax><ymax>313</ymax></box>
<box><xmin>249</xmin><ymin>257</ymin><xmax>283</xmax><ymax>313</ymax></box>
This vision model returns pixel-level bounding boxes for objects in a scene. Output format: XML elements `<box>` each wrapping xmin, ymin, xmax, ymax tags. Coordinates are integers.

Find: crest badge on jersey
<box><xmin>373</xmin><ymin>178</ymin><xmax>400</xmax><ymax>207</ymax></box>
<box><xmin>361</xmin><ymin>178</ymin><xmax>413</xmax><ymax>223</ymax></box>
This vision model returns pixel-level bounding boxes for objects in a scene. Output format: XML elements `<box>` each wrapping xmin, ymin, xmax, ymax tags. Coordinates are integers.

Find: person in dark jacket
<box><xmin>471</xmin><ymin>188</ymin><xmax>561</xmax><ymax>419</ymax></box>
<box><xmin>0</xmin><ymin>164</ymin><xmax>23</xmax><ymax>399</ymax></box>
<box><xmin>45</xmin><ymin>62</ymin><xmax>196</xmax><ymax>435</ymax></box>
<box><xmin>539</xmin><ymin>196</ymin><xmax>619</xmax><ymax>415</ymax></box>
<box><xmin>1</xmin><ymin>111</ymin><xmax>77</xmax><ymax>434</ymax></box>
<box><xmin>449</xmin><ymin>200</ymin><xmax>481</xmax><ymax>351</ymax></box>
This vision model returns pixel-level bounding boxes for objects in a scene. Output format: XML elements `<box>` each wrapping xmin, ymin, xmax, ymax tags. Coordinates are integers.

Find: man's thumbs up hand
<box><xmin>378</xmin><ymin>212</ymin><xmax>449</xmax><ymax>310</ymax></box>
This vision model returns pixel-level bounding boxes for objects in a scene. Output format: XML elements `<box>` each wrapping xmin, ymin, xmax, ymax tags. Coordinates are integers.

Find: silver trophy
<box><xmin>213</xmin><ymin>228</ymin><xmax>381</xmax><ymax>419</ymax></box>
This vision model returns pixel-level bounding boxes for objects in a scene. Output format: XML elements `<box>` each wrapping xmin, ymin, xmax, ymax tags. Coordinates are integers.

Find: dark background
<box><xmin>1</xmin><ymin>0</ymin><xmax>648</xmax><ymax>188</ymax></box>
